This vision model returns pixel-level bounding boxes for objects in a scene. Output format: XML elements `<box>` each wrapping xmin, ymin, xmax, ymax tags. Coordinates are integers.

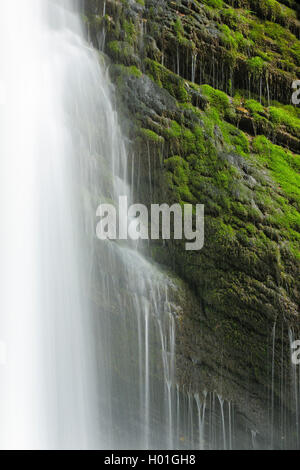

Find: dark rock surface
<box><xmin>84</xmin><ymin>0</ymin><xmax>300</xmax><ymax>449</ymax></box>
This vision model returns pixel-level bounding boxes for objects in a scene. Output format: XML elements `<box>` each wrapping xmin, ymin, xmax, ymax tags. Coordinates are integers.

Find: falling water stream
<box><xmin>0</xmin><ymin>0</ymin><xmax>104</xmax><ymax>449</ymax></box>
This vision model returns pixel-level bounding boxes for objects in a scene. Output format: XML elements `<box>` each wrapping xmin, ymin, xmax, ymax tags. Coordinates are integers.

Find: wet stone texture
<box><xmin>84</xmin><ymin>0</ymin><xmax>300</xmax><ymax>449</ymax></box>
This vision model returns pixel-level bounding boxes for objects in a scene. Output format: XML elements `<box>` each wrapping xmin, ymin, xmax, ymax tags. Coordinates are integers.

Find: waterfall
<box><xmin>2</xmin><ymin>0</ymin><xmax>289</xmax><ymax>451</ymax></box>
<box><xmin>0</xmin><ymin>0</ymin><xmax>104</xmax><ymax>449</ymax></box>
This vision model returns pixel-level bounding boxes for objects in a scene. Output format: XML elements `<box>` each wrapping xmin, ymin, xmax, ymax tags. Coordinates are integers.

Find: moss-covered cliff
<box><xmin>84</xmin><ymin>0</ymin><xmax>300</xmax><ymax>448</ymax></box>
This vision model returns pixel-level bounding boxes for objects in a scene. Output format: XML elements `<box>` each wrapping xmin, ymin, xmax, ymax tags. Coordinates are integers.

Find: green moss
<box><xmin>245</xmin><ymin>99</ymin><xmax>265</xmax><ymax>115</ymax></box>
<box><xmin>219</xmin><ymin>23</ymin><xmax>252</xmax><ymax>54</ymax></box>
<box><xmin>202</xmin><ymin>0</ymin><xmax>224</xmax><ymax>7</ymax></box>
<box><xmin>108</xmin><ymin>40</ymin><xmax>121</xmax><ymax>55</ymax></box>
<box><xmin>164</xmin><ymin>156</ymin><xmax>195</xmax><ymax>203</ymax></box>
<box><xmin>254</xmin><ymin>0</ymin><xmax>296</xmax><ymax>23</ymax></box>
<box><xmin>268</xmin><ymin>106</ymin><xmax>300</xmax><ymax>137</ymax></box>
<box><xmin>140</xmin><ymin>128</ymin><xmax>164</xmax><ymax>144</ymax></box>
<box><xmin>145</xmin><ymin>59</ymin><xmax>190</xmax><ymax>103</ymax></box>
<box><xmin>253</xmin><ymin>113</ymin><xmax>272</xmax><ymax>132</ymax></box>
<box><xmin>165</xmin><ymin>120</ymin><xmax>182</xmax><ymax>140</ymax></box>
<box><xmin>215</xmin><ymin>220</ymin><xmax>236</xmax><ymax>244</ymax></box>
<box><xmin>151</xmin><ymin>70</ymin><xmax>299</xmax><ymax>254</ymax></box>
<box><xmin>231</xmin><ymin>129</ymin><xmax>250</xmax><ymax>155</ymax></box>
<box><xmin>253</xmin><ymin>136</ymin><xmax>300</xmax><ymax>206</ymax></box>
<box><xmin>201</xmin><ymin>85</ymin><xmax>231</xmax><ymax>115</ymax></box>
<box><xmin>247</xmin><ymin>56</ymin><xmax>267</xmax><ymax>76</ymax></box>
<box><xmin>173</xmin><ymin>18</ymin><xmax>184</xmax><ymax>37</ymax></box>
<box><xmin>173</xmin><ymin>18</ymin><xmax>190</xmax><ymax>47</ymax></box>
<box><xmin>128</xmin><ymin>65</ymin><xmax>142</xmax><ymax>77</ymax></box>
<box><xmin>107</xmin><ymin>41</ymin><xmax>137</xmax><ymax>65</ymax></box>
<box><xmin>123</xmin><ymin>19</ymin><xmax>137</xmax><ymax>45</ymax></box>
<box><xmin>252</xmin><ymin>136</ymin><xmax>300</xmax><ymax>255</ymax></box>
<box><xmin>163</xmin><ymin>120</ymin><xmax>207</xmax><ymax>158</ymax></box>
<box><xmin>219</xmin><ymin>24</ymin><xmax>239</xmax><ymax>50</ymax></box>
<box><xmin>163</xmin><ymin>76</ymin><xmax>299</xmax><ymax>255</ymax></box>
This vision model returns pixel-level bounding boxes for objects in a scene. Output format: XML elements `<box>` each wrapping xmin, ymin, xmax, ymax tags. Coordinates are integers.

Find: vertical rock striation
<box><xmin>84</xmin><ymin>0</ymin><xmax>300</xmax><ymax>448</ymax></box>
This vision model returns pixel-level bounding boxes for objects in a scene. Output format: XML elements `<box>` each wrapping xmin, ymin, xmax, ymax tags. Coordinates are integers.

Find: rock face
<box><xmin>84</xmin><ymin>0</ymin><xmax>300</xmax><ymax>448</ymax></box>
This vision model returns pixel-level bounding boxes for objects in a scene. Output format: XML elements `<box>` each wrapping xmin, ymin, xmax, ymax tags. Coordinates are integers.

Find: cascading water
<box><xmin>0</xmin><ymin>0</ymin><xmax>189</xmax><ymax>450</ymax></box>
<box><xmin>0</xmin><ymin>0</ymin><xmax>103</xmax><ymax>449</ymax></box>
<box><xmin>2</xmin><ymin>0</ymin><xmax>297</xmax><ymax>451</ymax></box>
